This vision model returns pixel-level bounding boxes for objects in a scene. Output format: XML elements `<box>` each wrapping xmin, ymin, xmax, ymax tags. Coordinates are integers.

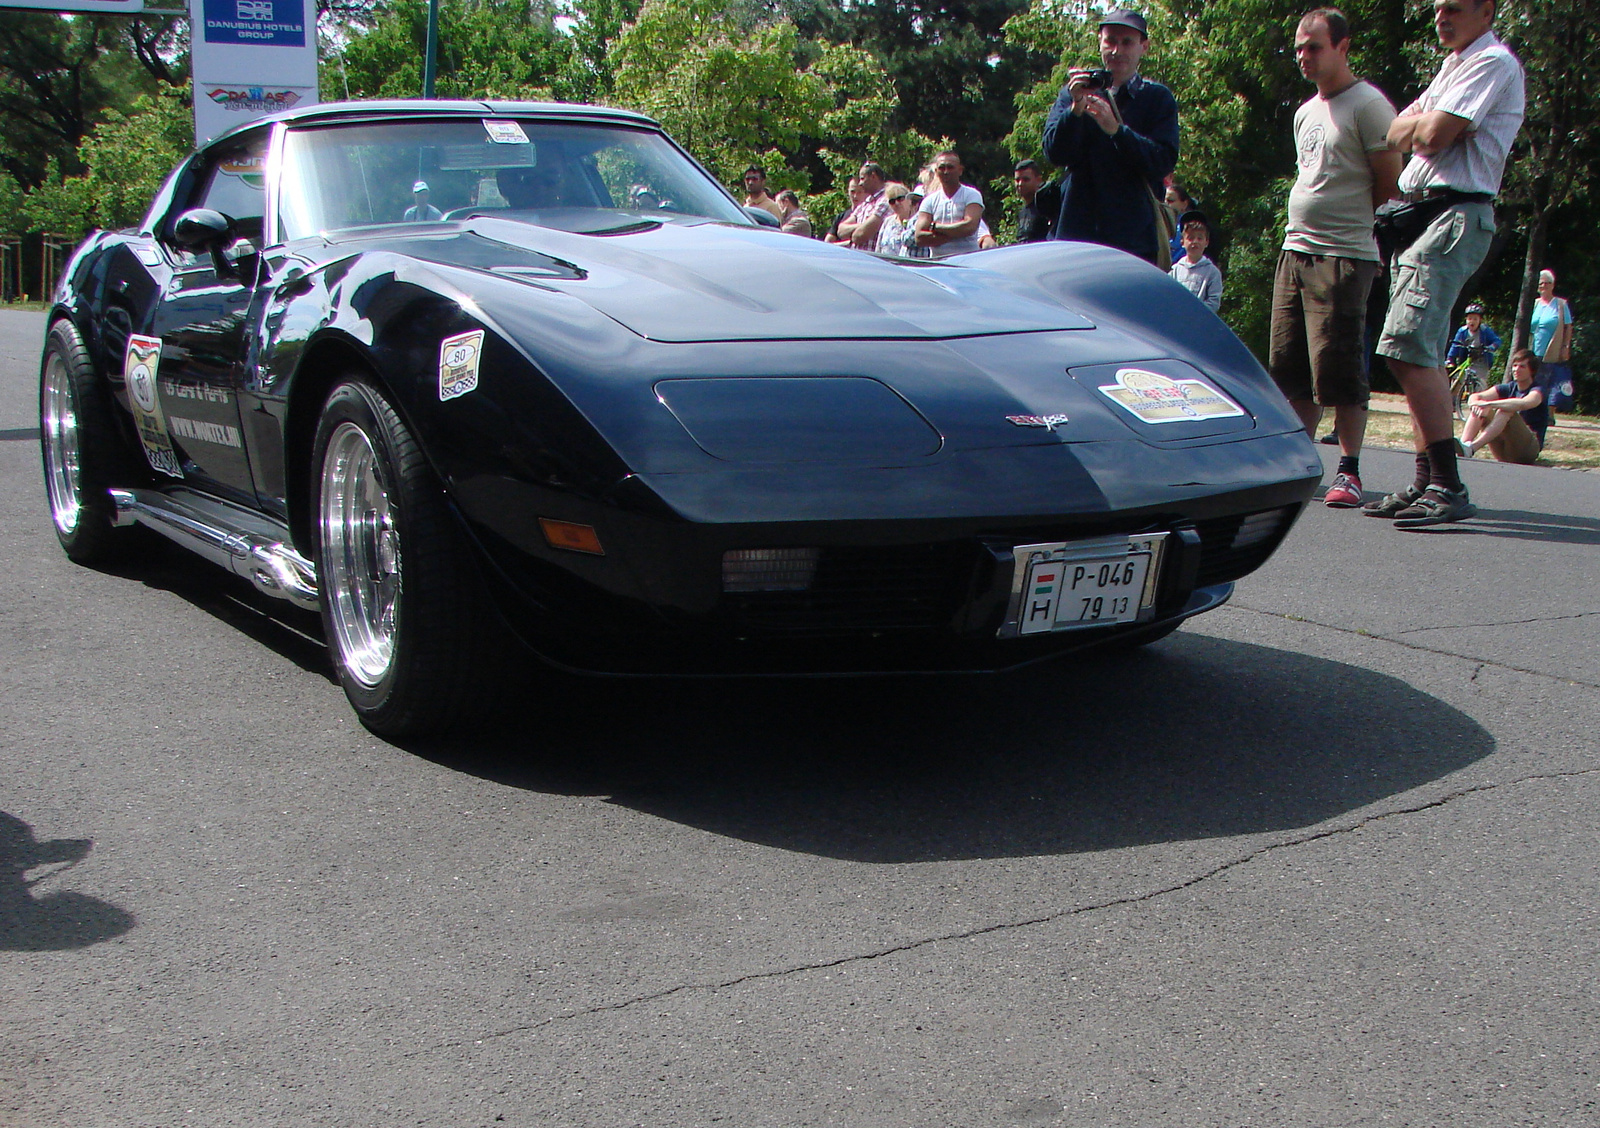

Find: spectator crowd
<box><xmin>728</xmin><ymin>0</ymin><xmax>1567</xmax><ymax>528</ymax></box>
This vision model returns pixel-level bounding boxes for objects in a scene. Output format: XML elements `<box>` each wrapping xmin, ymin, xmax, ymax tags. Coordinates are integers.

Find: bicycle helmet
<box><xmin>1464</xmin><ymin>302</ymin><xmax>1484</xmax><ymax>315</ymax></box>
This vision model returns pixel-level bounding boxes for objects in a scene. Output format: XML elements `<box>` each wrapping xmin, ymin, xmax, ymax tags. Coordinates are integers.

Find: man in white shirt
<box><xmin>913</xmin><ymin>151</ymin><xmax>985</xmax><ymax>258</ymax></box>
<box><xmin>1365</xmin><ymin>0</ymin><xmax>1524</xmax><ymax>528</ymax></box>
<box><xmin>403</xmin><ymin>180</ymin><xmax>443</xmax><ymax>222</ymax></box>
<box><xmin>1270</xmin><ymin>8</ymin><xmax>1400</xmax><ymax>510</ymax></box>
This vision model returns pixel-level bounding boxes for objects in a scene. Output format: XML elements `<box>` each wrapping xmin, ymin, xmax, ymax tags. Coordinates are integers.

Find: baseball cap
<box><xmin>412</xmin><ymin>180</ymin><xmax>430</xmax><ymax>193</ymax></box>
<box><xmin>1178</xmin><ymin>208</ymin><xmax>1209</xmax><ymax>229</ymax></box>
<box><xmin>1099</xmin><ymin>8</ymin><xmax>1148</xmax><ymax>36</ymax></box>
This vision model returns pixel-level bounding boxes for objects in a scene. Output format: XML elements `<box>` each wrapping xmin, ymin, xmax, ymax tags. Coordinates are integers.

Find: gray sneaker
<box><xmin>1393</xmin><ymin>485</ymin><xmax>1477</xmax><ymax>529</ymax></box>
<box><xmin>1362</xmin><ymin>484</ymin><xmax>1423</xmax><ymax>518</ymax></box>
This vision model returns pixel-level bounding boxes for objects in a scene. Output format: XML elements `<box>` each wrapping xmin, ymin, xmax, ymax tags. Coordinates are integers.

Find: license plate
<box><xmin>1004</xmin><ymin>534</ymin><xmax>1166</xmax><ymax>637</ymax></box>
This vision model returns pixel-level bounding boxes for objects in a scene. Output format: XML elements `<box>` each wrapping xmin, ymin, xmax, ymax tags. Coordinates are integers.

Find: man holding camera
<box><xmin>1364</xmin><ymin>0</ymin><xmax>1524</xmax><ymax>528</ymax></box>
<box><xmin>1269</xmin><ymin>8</ymin><xmax>1400</xmax><ymax>510</ymax></box>
<box><xmin>1041</xmin><ymin>8</ymin><xmax>1178</xmax><ymax>264</ymax></box>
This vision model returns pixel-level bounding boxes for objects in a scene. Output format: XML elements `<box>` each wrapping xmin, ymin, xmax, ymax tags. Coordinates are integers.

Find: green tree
<box><xmin>330</xmin><ymin>0</ymin><xmax>579</xmax><ymax>102</ymax></box>
<box><xmin>0</xmin><ymin>10</ymin><xmax>187</xmax><ymax>191</ymax></box>
<box><xmin>608</xmin><ymin>0</ymin><xmax>939</xmax><ymax>224</ymax></box>
<box><xmin>22</xmin><ymin>91</ymin><xmax>192</xmax><ymax>240</ymax></box>
<box><xmin>791</xmin><ymin>0</ymin><xmax>1055</xmax><ymax>204</ymax></box>
<box><xmin>565</xmin><ymin>0</ymin><xmax>645</xmax><ymax>101</ymax></box>
<box><xmin>610</xmin><ymin>0</ymin><xmax>829</xmax><ymax>185</ymax></box>
<box><xmin>1492</xmin><ymin>0</ymin><xmax>1600</xmax><ymax>365</ymax></box>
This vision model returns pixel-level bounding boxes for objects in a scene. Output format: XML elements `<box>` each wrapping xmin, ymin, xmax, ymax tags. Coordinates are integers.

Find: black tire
<box><xmin>310</xmin><ymin>378</ymin><xmax>490</xmax><ymax>737</ymax></box>
<box><xmin>39</xmin><ymin>319</ymin><xmax>140</xmax><ymax>565</ymax></box>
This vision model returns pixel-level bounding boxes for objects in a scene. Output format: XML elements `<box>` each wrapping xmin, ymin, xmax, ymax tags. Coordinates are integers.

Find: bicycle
<box><xmin>1447</xmin><ymin>353</ymin><xmax>1487</xmax><ymax>421</ymax></box>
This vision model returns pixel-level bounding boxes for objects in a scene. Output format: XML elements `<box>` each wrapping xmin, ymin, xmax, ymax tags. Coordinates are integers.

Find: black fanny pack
<box><xmin>1374</xmin><ymin>190</ymin><xmax>1492</xmax><ymax>263</ymax></box>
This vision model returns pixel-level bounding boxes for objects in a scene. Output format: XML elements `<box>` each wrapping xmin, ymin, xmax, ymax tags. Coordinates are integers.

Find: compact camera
<box><xmin>1081</xmin><ymin>68</ymin><xmax>1115</xmax><ymax>90</ymax></box>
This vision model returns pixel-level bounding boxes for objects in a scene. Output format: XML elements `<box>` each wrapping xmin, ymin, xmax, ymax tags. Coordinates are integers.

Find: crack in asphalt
<box><xmin>1396</xmin><ymin>609</ymin><xmax>1600</xmax><ymax>635</ymax></box>
<box><xmin>413</xmin><ymin>766</ymin><xmax>1600</xmax><ymax>1058</ymax></box>
<box><xmin>1228</xmin><ymin>602</ymin><xmax>1600</xmax><ymax>689</ymax></box>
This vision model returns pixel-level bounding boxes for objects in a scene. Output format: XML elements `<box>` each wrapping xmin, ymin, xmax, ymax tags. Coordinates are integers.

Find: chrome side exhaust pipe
<box><xmin>109</xmin><ymin>488</ymin><xmax>319</xmax><ymax>611</ymax></box>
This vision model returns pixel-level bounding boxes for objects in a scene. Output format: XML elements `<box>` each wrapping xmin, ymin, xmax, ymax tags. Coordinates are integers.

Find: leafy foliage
<box><xmin>0</xmin><ymin>11</ymin><xmax>185</xmax><ymax>191</ymax></box>
<box><xmin>22</xmin><ymin>92</ymin><xmax>192</xmax><ymax>239</ymax></box>
<box><xmin>330</xmin><ymin>0</ymin><xmax>581</xmax><ymax>102</ymax></box>
<box><xmin>608</xmin><ymin>0</ymin><xmax>938</xmax><ymax>222</ymax></box>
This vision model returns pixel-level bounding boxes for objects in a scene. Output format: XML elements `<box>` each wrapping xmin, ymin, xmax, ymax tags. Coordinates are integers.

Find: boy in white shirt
<box><xmin>1168</xmin><ymin>212</ymin><xmax>1223</xmax><ymax>312</ymax></box>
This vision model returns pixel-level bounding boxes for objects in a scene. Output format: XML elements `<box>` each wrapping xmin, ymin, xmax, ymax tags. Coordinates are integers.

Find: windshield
<box><xmin>276</xmin><ymin>116</ymin><xmax>749</xmax><ymax>240</ymax></box>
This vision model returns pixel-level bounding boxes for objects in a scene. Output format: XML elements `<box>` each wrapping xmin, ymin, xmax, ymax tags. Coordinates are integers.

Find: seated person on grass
<box><xmin>1459</xmin><ymin>348</ymin><xmax>1551</xmax><ymax>465</ymax></box>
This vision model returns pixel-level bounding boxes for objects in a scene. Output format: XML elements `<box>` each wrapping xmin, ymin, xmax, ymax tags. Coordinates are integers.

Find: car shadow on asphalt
<box><xmin>408</xmin><ymin>632</ymin><xmax>1493</xmax><ymax>863</ymax></box>
<box><xmin>90</xmin><ymin>533</ymin><xmax>335</xmax><ymax>682</ymax></box>
<box><xmin>1395</xmin><ymin>507</ymin><xmax>1600</xmax><ymax>544</ymax></box>
<box><xmin>0</xmin><ymin>812</ymin><xmax>134</xmax><ymax>951</ymax></box>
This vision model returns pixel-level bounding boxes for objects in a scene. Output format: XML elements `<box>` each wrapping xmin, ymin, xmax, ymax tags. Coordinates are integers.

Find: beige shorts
<box><xmin>1376</xmin><ymin>202</ymin><xmax>1495</xmax><ymax>369</ymax></box>
<box><xmin>1488</xmin><ymin>410</ymin><xmax>1542</xmax><ymax>465</ymax></box>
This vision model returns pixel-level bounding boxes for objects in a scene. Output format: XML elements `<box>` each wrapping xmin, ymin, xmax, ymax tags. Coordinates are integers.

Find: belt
<box><xmin>1401</xmin><ymin>188</ymin><xmax>1493</xmax><ymax>205</ymax></box>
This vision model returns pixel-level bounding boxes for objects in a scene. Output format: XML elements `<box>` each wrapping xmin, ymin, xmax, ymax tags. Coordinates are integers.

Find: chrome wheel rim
<box><xmin>320</xmin><ymin>421</ymin><xmax>400</xmax><ymax>687</ymax></box>
<box><xmin>41</xmin><ymin>350</ymin><xmax>83</xmax><ymax>536</ymax></box>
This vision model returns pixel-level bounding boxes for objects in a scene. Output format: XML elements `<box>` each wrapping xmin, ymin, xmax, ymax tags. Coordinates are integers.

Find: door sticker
<box><xmin>439</xmin><ymin>330</ymin><xmax>485</xmax><ymax>401</ymax></box>
<box><xmin>124</xmin><ymin>334</ymin><xmax>183</xmax><ymax>478</ymax></box>
<box><xmin>1097</xmin><ymin>367</ymin><xmax>1245</xmax><ymax>424</ymax></box>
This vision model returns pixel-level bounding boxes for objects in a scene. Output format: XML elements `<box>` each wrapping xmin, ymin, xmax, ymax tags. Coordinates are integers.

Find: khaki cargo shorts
<box><xmin>1376</xmin><ymin>202</ymin><xmax>1495</xmax><ymax>369</ymax></box>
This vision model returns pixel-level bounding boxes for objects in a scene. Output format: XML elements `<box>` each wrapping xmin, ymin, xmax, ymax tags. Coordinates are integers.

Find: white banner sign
<box><xmin>189</xmin><ymin>0</ymin><xmax>319</xmax><ymax>144</ymax></box>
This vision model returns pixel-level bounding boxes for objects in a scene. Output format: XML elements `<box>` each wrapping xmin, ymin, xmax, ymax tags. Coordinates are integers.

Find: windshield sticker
<box><xmin>439</xmin><ymin>330</ymin><xmax>485</xmax><ymax>401</ymax></box>
<box><xmin>123</xmin><ymin>335</ymin><xmax>183</xmax><ymax>478</ymax></box>
<box><xmin>1097</xmin><ymin>368</ymin><xmax>1245</xmax><ymax>425</ymax></box>
<box><xmin>483</xmin><ymin>120</ymin><xmax>530</xmax><ymax>145</ymax></box>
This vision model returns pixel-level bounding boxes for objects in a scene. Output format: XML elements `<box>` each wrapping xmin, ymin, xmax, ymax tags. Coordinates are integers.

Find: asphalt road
<box><xmin>3</xmin><ymin>308</ymin><xmax>1597</xmax><ymax>1127</ymax></box>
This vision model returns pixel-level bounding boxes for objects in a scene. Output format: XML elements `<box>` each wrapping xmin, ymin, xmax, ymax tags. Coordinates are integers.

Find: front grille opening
<box><xmin>723</xmin><ymin>543</ymin><xmax>973</xmax><ymax>636</ymax></box>
<box><xmin>722</xmin><ymin>547</ymin><xmax>820</xmax><ymax>592</ymax></box>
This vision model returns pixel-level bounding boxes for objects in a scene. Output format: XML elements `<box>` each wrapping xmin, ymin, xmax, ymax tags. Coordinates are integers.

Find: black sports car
<box><xmin>40</xmin><ymin>100</ymin><xmax>1320</xmax><ymax>735</ymax></box>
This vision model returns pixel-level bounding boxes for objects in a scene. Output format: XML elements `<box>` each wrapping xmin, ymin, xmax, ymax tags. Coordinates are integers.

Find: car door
<box><xmin>142</xmin><ymin>129</ymin><xmax>270</xmax><ymax>501</ymax></box>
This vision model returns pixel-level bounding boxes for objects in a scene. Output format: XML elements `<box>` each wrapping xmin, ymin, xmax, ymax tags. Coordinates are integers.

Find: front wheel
<box><xmin>1451</xmin><ymin>371</ymin><xmax>1484</xmax><ymax>421</ymax></box>
<box><xmin>311</xmin><ymin>378</ymin><xmax>491</xmax><ymax>737</ymax></box>
<box><xmin>39</xmin><ymin>320</ymin><xmax>140</xmax><ymax>565</ymax></box>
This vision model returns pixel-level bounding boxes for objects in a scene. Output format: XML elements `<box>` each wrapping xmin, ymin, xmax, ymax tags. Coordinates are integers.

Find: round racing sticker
<box><xmin>128</xmin><ymin>358</ymin><xmax>158</xmax><ymax>412</ymax></box>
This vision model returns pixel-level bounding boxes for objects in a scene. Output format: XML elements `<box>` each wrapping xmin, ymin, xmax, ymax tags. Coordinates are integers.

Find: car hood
<box><xmin>336</xmin><ymin>218</ymin><xmax>1096</xmax><ymax>343</ymax></box>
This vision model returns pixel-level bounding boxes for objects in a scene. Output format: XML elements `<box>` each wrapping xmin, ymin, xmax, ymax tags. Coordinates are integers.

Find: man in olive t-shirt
<box><xmin>1269</xmin><ymin>7</ymin><xmax>1400</xmax><ymax>510</ymax></box>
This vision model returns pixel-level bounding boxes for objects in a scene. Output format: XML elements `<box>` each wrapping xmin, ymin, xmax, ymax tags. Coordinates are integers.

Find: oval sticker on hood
<box><xmin>1097</xmin><ymin>367</ymin><xmax>1245</xmax><ymax>425</ymax></box>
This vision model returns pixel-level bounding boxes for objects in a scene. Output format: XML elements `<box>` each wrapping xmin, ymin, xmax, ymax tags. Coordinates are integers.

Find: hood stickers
<box><xmin>123</xmin><ymin>334</ymin><xmax>183</xmax><ymax>478</ymax></box>
<box><xmin>439</xmin><ymin>330</ymin><xmax>485</xmax><ymax>401</ymax></box>
<box><xmin>1097</xmin><ymin>367</ymin><xmax>1244</xmax><ymax>425</ymax></box>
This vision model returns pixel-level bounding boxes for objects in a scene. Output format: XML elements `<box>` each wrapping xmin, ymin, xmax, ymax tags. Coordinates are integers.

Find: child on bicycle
<box><xmin>1446</xmin><ymin>303</ymin><xmax>1501</xmax><ymax>385</ymax></box>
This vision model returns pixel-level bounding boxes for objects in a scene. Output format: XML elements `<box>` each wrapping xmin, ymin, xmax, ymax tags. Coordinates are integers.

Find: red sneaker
<box><xmin>1323</xmin><ymin>471</ymin><xmax>1363</xmax><ymax>508</ymax></box>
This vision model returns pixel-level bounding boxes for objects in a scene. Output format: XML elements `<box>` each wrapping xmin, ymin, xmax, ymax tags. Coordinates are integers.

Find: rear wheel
<box><xmin>311</xmin><ymin>378</ymin><xmax>491</xmax><ymax>737</ymax></box>
<box><xmin>39</xmin><ymin>320</ymin><xmax>138</xmax><ymax>565</ymax></box>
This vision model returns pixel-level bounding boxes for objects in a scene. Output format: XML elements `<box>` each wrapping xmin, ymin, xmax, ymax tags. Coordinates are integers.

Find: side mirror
<box><xmin>173</xmin><ymin>208</ymin><xmax>235</xmax><ymax>250</ymax></box>
<box><xmin>744</xmin><ymin>206</ymin><xmax>781</xmax><ymax>229</ymax></box>
<box><xmin>172</xmin><ymin>208</ymin><xmax>258</xmax><ymax>281</ymax></box>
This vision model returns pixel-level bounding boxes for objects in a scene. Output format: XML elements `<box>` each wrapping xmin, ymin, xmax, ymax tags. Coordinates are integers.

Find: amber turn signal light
<box><xmin>539</xmin><ymin>518</ymin><xmax>605</xmax><ymax>555</ymax></box>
